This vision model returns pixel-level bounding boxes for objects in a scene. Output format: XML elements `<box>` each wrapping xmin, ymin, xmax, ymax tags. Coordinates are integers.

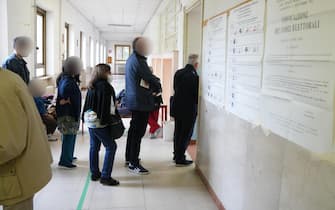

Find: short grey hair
<box><xmin>13</xmin><ymin>36</ymin><xmax>32</xmax><ymax>49</ymax></box>
<box><xmin>188</xmin><ymin>54</ymin><xmax>199</xmax><ymax>66</ymax></box>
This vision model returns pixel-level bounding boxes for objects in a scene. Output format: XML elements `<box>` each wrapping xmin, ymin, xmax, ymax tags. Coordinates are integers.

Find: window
<box><xmin>36</xmin><ymin>7</ymin><xmax>46</xmax><ymax>77</ymax></box>
<box><xmin>90</xmin><ymin>37</ymin><xmax>94</xmax><ymax>67</ymax></box>
<box><xmin>103</xmin><ymin>45</ymin><xmax>107</xmax><ymax>63</ymax></box>
<box><xmin>95</xmin><ymin>41</ymin><xmax>100</xmax><ymax>64</ymax></box>
<box><xmin>115</xmin><ymin>45</ymin><xmax>130</xmax><ymax>61</ymax></box>
<box><xmin>100</xmin><ymin>43</ymin><xmax>104</xmax><ymax>63</ymax></box>
<box><xmin>80</xmin><ymin>32</ymin><xmax>87</xmax><ymax>68</ymax></box>
<box><xmin>64</xmin><ymin>23</ymin><xmax>69</xmax><ymax>60</ymax></box>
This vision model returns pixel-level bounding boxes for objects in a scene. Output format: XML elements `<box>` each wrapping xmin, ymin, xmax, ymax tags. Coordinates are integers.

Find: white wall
<box><xmin>61</xmin><ymin>0</ymin><xmax>103</xmax><ymax>71</ymax></box>
<box><xmin>36</xmin><ymin>0</ymin><xmax>61</xmax><ymax>76</ymax></box>
<box><xmin>185</xmin><ymin>4</ymin><xmax>202</xmax><ymax>61</ymax></box>
<box><xmin>0</xmin><ymin>0</ymin><xmax>8</xmax><ymax>62</ymax></box>
<box><xmin>2</xmin><ymin>0</ymin><xmax>36</xmax><ymax>76</ymax></box>
<box><xmin>203</xmin><ymin>0</ymin><xmax>245</xmax><ymax>19</ymax></box>
<box><xmin>1</xmin><ymin>0</ymin><xmax>106</xmax><ymax>80</ymax></box>
<box><xmin>143</xmin><ymin>0</ymin><xmax>202</xmax><ymax>68</ymax></box>
<box><xmin>143</xmin><ymin>15</ymin><xmax>161</xmax><ymax>54</ymax></box>
<box><xmin>197</xmin><ymin>1</ymin><xmax>335</xmax><ymax>210</ymax></box>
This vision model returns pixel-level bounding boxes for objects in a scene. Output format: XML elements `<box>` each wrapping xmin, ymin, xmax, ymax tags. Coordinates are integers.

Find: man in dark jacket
<box><xmin>172</xmin><ymin>54</ymin><xmax>199</xmax><ymax>166</ymax></box>
<box><xmin>125</xmin><ymin>37</ymin><xmax>161</xmax><ymax>175</ymax></box>
<box><xmin>2</xmin><ymin>36</ymin><xmax>33</xmax><ymax>84</ymax></box>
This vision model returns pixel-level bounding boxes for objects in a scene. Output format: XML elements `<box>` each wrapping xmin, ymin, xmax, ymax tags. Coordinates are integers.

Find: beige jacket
<box><xmin>0</xmin><ymin>70</ymin><xmax>53</xmax><ymax>206</ymax></box>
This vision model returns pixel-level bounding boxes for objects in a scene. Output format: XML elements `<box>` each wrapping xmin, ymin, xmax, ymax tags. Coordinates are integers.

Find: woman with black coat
<box><xmin>83</xmin><ymin>64</ymin><xmax>120</xmax><ymax>186</ymax></box>
<box><xmin>56</xmin><ymin>56</ymin><xmax>82</xmax><ymax>169</ymax></box>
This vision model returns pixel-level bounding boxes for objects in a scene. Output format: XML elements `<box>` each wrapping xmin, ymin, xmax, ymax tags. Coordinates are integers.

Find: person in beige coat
<box><xmin>0</xmin><ymin>69</ymin><xmax>53</xmax><ymax>210</ymax></box>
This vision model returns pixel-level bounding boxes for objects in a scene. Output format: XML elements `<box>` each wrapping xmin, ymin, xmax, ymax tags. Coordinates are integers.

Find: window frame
<box><xmin>115</xmin><ymin>45</ymin><xmax>131</xmax><ymax>62</ymax></box>
<box><xmin>64</xmin><ymin>23</ymin><xmax>69</xmax><ymax>60</ymax></box>
<box><xmin>36</xmin><ymin>7</ymin><xmax>47</xmax><ymax>77</ymax></box>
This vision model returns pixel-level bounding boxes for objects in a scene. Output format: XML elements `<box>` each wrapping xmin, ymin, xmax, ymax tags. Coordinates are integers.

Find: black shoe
<box><xmin>128</xmin><ymin>164</ymin><xmax>150</xmax><ymax>175</ymax></box>
<box><xmin>72</xmin><ymin>157</ymin><xmax>78</xmax><ymax>162</ymax></box>
<box><xmin>58</xmin><ymin>163</ymin><xmax>77</xmax><ymax>169</ymax></box>
<box><xmin>125</xmin><ymin>158</ymin><xmax>141</xmax><ymax>167</ymax></box>
<box><xmin>100</xmin><ymin>177</ymin><xmax>120</xmax><ymax>186</ymax></box>
<box><xmin>176</xmin><ymin>160</ymin><xmax>193</xmax><ymax>167</ymax></box>
<box><xmin>91</xmin><ymin>172</ymin><xmax>101</xmax><ymax>181</ymax></box>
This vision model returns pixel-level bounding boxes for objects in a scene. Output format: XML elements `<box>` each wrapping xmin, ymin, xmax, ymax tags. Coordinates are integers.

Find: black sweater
<box><xmin>82</xmin><ymin>79</ymin><xmax>117</xmax><ymax>125</ymax></box>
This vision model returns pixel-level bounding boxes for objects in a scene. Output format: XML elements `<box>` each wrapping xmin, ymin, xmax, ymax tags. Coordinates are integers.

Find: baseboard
<box><xmin>195</xmin><ymin>165</ymin><xmax>226</xmax><ymax>210</ymax></box>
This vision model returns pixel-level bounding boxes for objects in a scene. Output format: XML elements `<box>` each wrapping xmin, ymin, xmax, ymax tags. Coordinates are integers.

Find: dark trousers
<box><xmin>173</xmin><ymin>114</ymin><xmax>197</xmax><ymax>161</ymax></box>
<box><xmin>59</xmin><ymin>134</ymin><xmax>76</xmax><ymax>166</ymax></box>
<box><xmin>125</xmin><ymin>110</ymin><xmax>150</xmax><ymax>165</ymax></box>
<box><xmin>89</xmin><ymin>127</ymin><xmax>117</xmax><ymax>179</ymax></box>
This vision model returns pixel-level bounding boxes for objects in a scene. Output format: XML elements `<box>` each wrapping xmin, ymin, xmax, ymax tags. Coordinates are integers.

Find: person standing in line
<box><xmin>148</xmin><ymin>67</ymin><xmax>163</xmax><ymax>139</ymax></box>
<box><xmin>125</xmin><ymin>37</ymin><xmax>161</xmax><ymax>174</ymax></box>
<box><xmin>83</xmin><ymin>64</ymin><xmax>120</xmax><ymax>186</ymax></box>
<box><xmin>2</xmin><ymin>36</ymin><xmax>33</xmax><ymax>84</ymax></box>
<box><xmin>0</xmin><ymin>69</ymin><xmax>53</xmax><ymax>210</ymax></box>
<box><xmin>172</xmin><ymin>54</ymin><xmax>199</xmax><ymax>167</ymax></box>
<box><xmin>56</xmin><ymin>57</ymin><xmax>83</xmax><ymax>169</ymax></box>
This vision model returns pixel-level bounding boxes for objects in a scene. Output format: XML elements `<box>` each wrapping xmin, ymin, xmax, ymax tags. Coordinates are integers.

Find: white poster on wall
<box><xmin>261</xmin><ymin>95</ymin><xmax>334</xmax><ymax>153</ymax></box>
<box><xmin>262</xmin><ymin>61</ymin><xmax>335</xmax><ymax>111</ymax></box>
<box><xmin>265</xmin><ymin>0</ymin><xmax>335</xmax><ymax>61</ymax></box>
<box><xmin>226</xmin><ymin>0</ymin><xmax>265</xmax><ymax>124</ymax></box>
<box><xmin>226</xmin><ymin>61</ymin><xmax>262</xmax><ymax>123</ymax></box>
<box><xmin>227</xmin><ymin>0</ymin><xmax>265</xmax><ymax>62</ymax></box>
<box><xmin>202</xmin><ymin>13</ymin><xmax>228</xmax><ymax>107</ymax></box>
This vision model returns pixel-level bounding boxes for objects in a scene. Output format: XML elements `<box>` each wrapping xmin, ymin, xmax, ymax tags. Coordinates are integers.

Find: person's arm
<box><xmin>173</xmin><ymin>71</ymin><xmax>180</xmax><ymax>93</ymax></box>
<box><xmin>192</xmin><ymin>75</ymin><xmax>200</xmax><ymax>105</ymax></box>
<box><xmin>137</xmin><ymin>59</ymin><xmax>160</xmax><ymax>89</ymax></box>
<box><xmin>0</xmin><ymin>127</ymin><xmax>27</xmax><ymax>165</ymax></box>
<box><xmin>0</xmin><ymin>81</ymin><xmax>28</xmax><ymax>165</ymax></box>
<box><xmin>3</xmin><ymin>60</ymin><xmax>26</xmax><ymax>82</ymax></box>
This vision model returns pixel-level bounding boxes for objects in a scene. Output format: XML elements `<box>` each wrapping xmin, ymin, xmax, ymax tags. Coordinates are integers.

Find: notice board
<box><xmin>201</xmin><ymin>0</ymin><xmax>335</xmax><ymax>153</ymax></box>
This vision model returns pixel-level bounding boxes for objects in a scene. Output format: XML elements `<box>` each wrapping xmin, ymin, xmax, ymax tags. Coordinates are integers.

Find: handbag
<box><xmin>109</xmin><ymin>114</ymin><xmax>125</xmax><ymax>140</ymax></box>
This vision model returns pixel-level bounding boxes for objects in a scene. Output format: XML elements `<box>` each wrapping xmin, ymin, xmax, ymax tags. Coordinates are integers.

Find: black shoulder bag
<box><xmin>110</xmin><ymin>114</ymin><xmax>125</xmax><ymax>140</ymax></box>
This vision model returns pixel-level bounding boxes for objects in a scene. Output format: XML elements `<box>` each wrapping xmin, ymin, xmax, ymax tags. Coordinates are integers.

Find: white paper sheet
<box><xmin>262</xmin><ymin>61</ymin><xmax>335</xmax><ymax>111</ymax></box>
<box><xmin>261</xmin><ymin>95</ymin><xmax>334</xmax><ymax>153</ymax></box>
<box><xmin>225</xmin><ymin>0</ymin><xmax>265</xmax><ymax>124</ymax></box>
<box><xmin>228</xmin><ymin>0</ymin><xmax>265</xmax><ymax>62</ymax></box>
<box><xmin>202</xmin><ymin>13</ymin><xmax>228</xmax><ymax>106</ymax></box>
<box><xmin>265</xmin><ymin>0</ymin><xmax>335</xmax><ymax>61</ymax></box>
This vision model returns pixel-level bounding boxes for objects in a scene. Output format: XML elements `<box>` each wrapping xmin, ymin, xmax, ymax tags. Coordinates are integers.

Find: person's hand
<box><xmin>59</xmin><ymin>98</ymin><xmax>71</xmax><ymax>105</ymax></box>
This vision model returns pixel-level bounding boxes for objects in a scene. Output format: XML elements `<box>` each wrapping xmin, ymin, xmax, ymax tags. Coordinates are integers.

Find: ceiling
<box><xmin>68</xmin><ymin>0</ymin><xmax>163</xmax><ymax>42</ymax></box>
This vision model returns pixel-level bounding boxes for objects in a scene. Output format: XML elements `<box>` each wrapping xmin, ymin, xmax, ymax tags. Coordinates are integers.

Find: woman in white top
<box><xmin>83</xmin><ymin>64</ymin><xmax>120</xmax><ymax>186</ymax></box>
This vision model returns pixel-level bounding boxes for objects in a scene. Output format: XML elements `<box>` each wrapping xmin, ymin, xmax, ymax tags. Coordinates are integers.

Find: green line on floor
<box><xmin>76</xmin><ymin>172</ymin><xmax>91</xmax><ymax>210</ymax></box>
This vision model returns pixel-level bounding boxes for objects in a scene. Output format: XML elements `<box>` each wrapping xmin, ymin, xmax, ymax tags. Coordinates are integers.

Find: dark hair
<box><xmin>56</xmin><ymin>56</ymin><xmax>83</xmax><ymax>86</ymax></box>
<box><xmin>132</xmin><ymin>37</ymin><xmax>142</xmax><ymax>51</ymax></box>
<box><xmin>88</xmin><ymin>64</ymin><xmax>111</xmax><ymax>89</ymax></box>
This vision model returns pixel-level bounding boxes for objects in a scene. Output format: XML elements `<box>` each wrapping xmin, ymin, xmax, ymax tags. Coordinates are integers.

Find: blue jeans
<box><xmin>89</xmin><ymin>127</ymin><xmax>117</xmax><ymax>179</ymax></box>
<box><xmin>59</xmin><ymin>134</ymin><xmax>77</xmax><ymax>166</ymax></box>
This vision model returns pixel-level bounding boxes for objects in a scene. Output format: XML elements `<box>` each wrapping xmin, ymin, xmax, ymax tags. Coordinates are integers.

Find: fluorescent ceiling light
<box><xmin>108</xmin><ymin>24</ymin><xmax>132</xmax><ymax>27</ymax></box>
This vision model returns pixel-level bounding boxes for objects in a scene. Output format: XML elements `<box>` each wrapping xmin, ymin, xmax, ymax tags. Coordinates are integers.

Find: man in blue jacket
<box><xmin>2</xmin><ymin>36</ymin><xmax>33</xmax><ymax>84</ymax></box>
<box><xmin>125</xmin><ymin>37</ymin><xmax>161</xmax><ymax>175</ymax></box>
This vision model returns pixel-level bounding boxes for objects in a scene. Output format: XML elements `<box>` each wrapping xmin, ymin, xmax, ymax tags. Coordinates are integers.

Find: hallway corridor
<box><xmin>31</xmin><ymin>128</ymin><xmax>217</xmax><ymax>210</ymax></box>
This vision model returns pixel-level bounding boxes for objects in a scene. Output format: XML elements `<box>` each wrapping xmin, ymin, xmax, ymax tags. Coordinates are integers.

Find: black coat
<box><xmin>172</xmin><ymin>64</ymin><xmax>199</xmax><ymax>118</ymax></box>
<box><xmin>82</xmin><ymin>79</ymin><xmax>118</xmax><ymax>125</ymax></box>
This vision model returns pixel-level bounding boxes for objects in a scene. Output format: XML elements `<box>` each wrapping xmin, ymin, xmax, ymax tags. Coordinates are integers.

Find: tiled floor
<box><xmin>19</xmin><ymin>123</ymin><xmax>218</xmax><ymax>210</ymax></box>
